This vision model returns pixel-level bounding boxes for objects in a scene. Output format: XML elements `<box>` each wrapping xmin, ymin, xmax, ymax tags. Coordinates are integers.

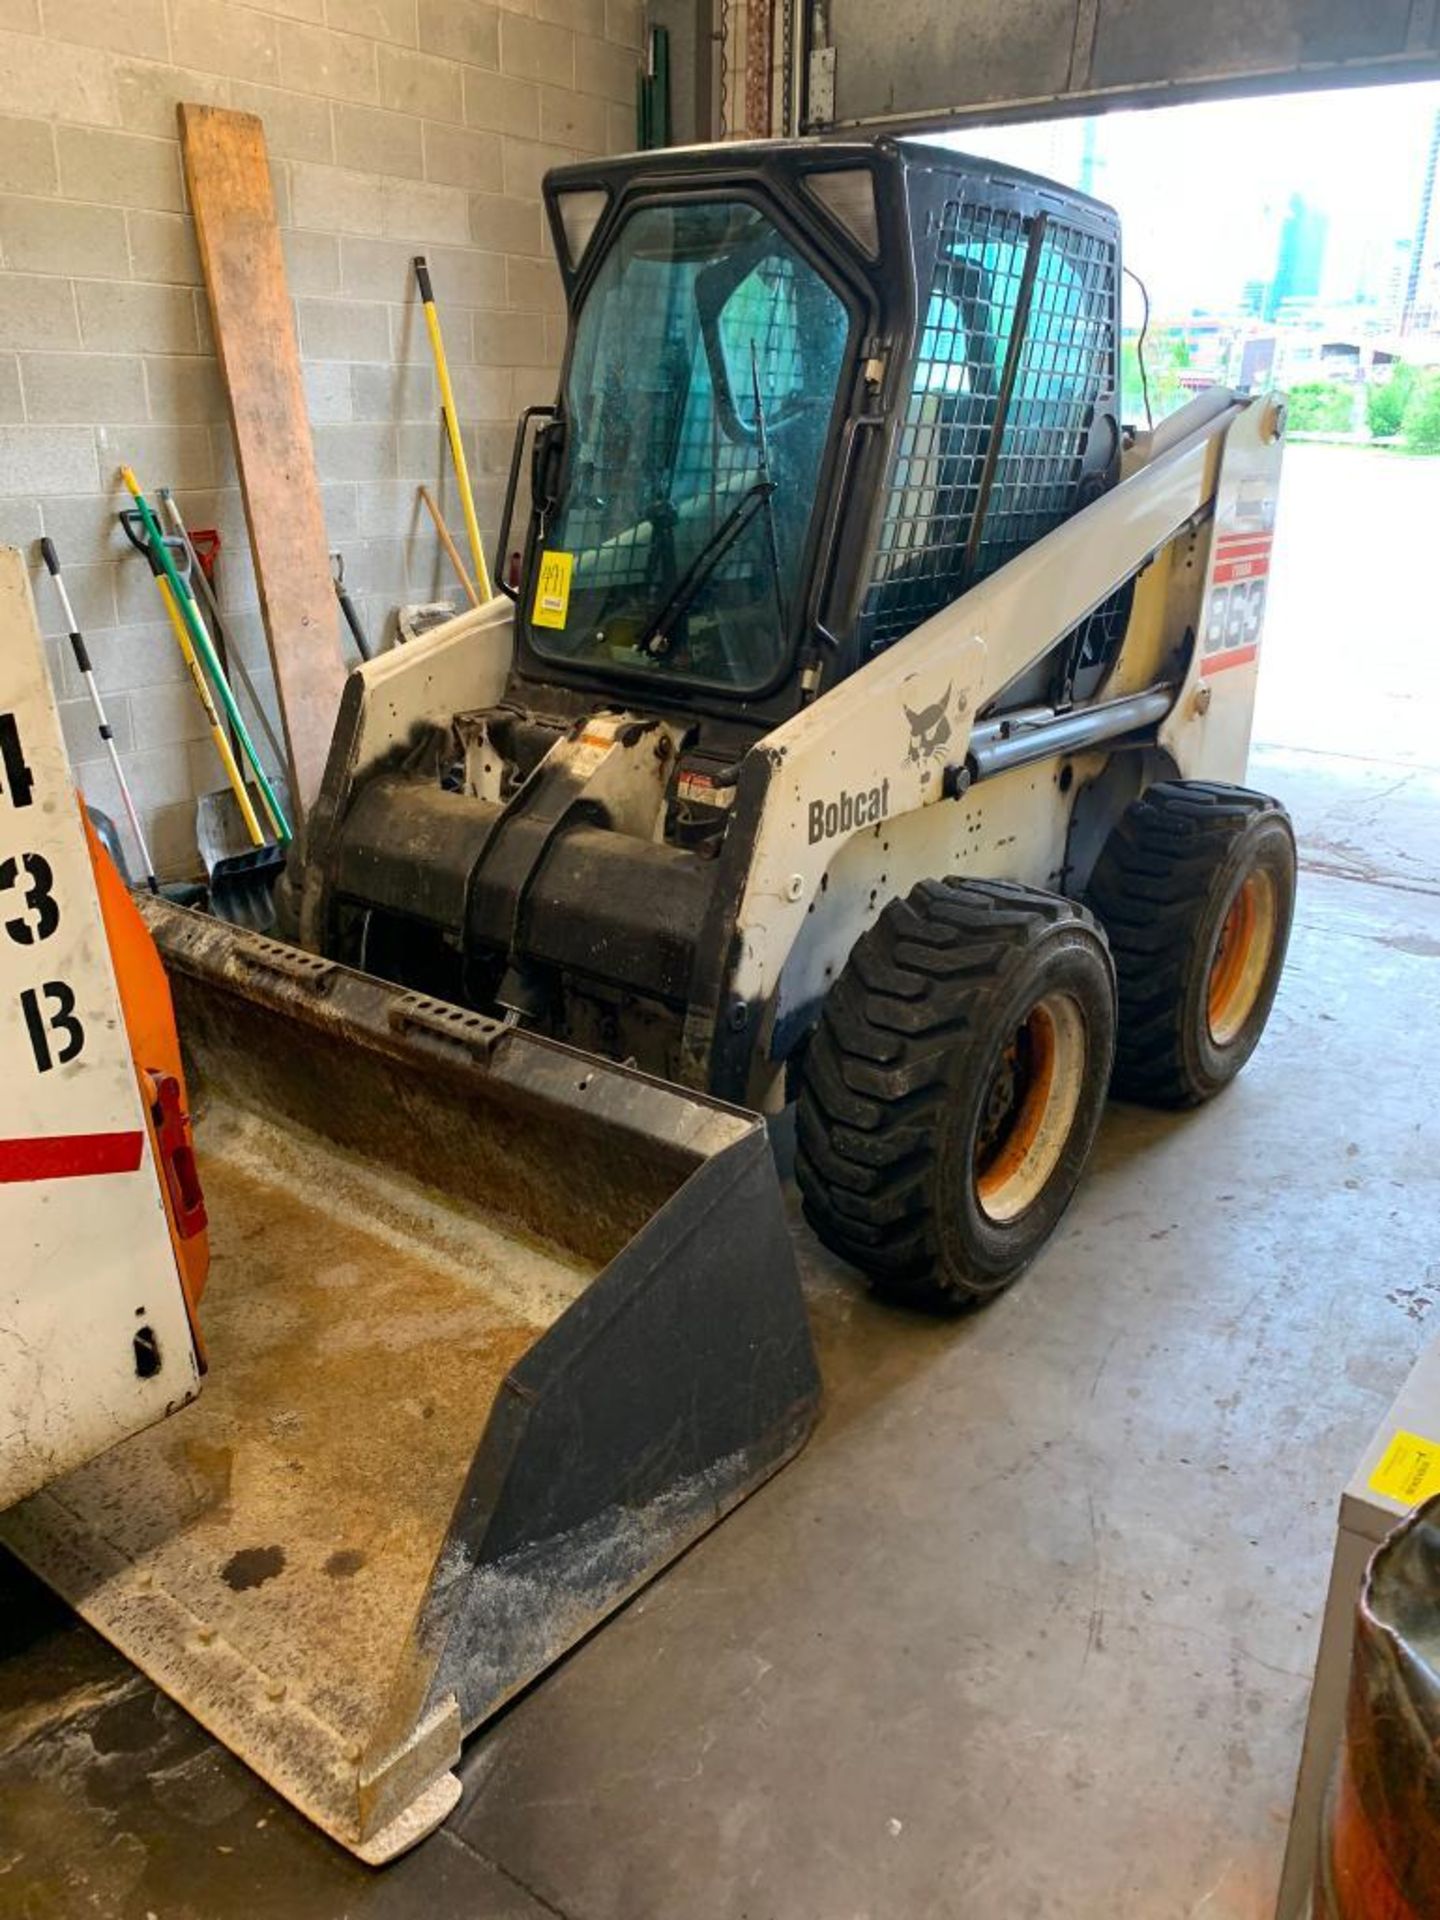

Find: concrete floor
<box><xmin>4</xmin><ymin>445</ymin><xmax>1440</xmax><ymax>1918</ymax></box>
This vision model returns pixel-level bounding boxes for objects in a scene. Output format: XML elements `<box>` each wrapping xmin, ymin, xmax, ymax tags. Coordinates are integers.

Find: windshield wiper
<box><xmin>636</xmin><ymin>476</ymin><xmax>775</xmax><ymax>658</ymax></box>
<box><xmin>636</xmin><ymin>342</ymin><xmax>786</xmax><ymax>661</ymax></box>
<box><xmin>750</xmin><ymin>339</ymin><xmax>788</xmax><ymax>639</ymax></box>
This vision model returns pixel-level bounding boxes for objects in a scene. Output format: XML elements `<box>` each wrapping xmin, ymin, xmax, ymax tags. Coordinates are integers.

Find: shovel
<box><xmin>194</xmin><ymin>784</ymin><xmax>291</xmax><ymax>930</ymax></box>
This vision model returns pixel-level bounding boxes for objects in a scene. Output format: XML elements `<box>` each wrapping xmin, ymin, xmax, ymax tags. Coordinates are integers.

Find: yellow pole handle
<box><xmin>157</xmin><ymin>575</ymin><xmax>265</xmax><ymax>847</ymax></box>
<box><xmin>417</xmin><ymin>265</ymin><xmax>493</xmax><ymax>604</ymax></box>
<box><xmin>203</xmin><ymin>638</ymin><xmax>285</xmax><ymax>842</ymax></box>
<box><xmin>240</xmin><ymin>746</ymin><xmax>285</xmax><ymax>841</ymax></box>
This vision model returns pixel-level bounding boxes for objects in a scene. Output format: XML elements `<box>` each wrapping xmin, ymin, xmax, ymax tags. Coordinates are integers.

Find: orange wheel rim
<box><xmin>974</xmin><ymin>993</ymin><xmax>1086</xmax><ymax>1225</ymax></box>
<box><xmin>1207</xmin><ymin>870</ymin><xmax>1278</xmax><ymax>1046</ymax></box>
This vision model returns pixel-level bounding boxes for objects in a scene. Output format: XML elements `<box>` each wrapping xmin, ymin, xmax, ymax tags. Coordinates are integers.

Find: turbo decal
<box><xmin>1212</xmin><ymin>530</ymin><xmax>1272</xmax><ymax>585</ymax></box>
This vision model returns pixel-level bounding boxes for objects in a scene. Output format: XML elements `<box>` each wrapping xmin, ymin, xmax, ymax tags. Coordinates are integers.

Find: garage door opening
<box><xmin>942</xmin><ymin>81</ymin><xmax>1440</xmax><ymax>899</ymax></box>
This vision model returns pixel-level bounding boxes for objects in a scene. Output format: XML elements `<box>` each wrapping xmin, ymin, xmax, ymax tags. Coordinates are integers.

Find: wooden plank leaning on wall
<box><xmin>178</xmin><ymin>103</ymin><xmax>347</xmax><ymax>825</ymax></box>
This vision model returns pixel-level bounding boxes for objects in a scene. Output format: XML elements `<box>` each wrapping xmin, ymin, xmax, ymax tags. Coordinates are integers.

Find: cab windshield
<box><xmin>525</xmin><ymin>198</ymin><xmax>851</xmax><ymax>693</ymax></box>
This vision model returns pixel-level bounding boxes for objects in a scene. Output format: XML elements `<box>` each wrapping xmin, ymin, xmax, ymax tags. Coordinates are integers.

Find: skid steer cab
<box><xmin>291</xmin><ymin>134</ymin><xmax>1297</xmax><ymax>1311</ymax></box>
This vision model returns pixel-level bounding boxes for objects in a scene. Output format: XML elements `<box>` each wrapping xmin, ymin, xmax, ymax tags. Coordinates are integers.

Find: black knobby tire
<box><xmin>1085</xmin><ymin>780</ymin><xmax>1296</xmax><ymax>1108</ymax></box>
<box><xmin>795</xmin><ymin>878</ymin><xmax>1116</xmax><ymax>1313</ymax></box>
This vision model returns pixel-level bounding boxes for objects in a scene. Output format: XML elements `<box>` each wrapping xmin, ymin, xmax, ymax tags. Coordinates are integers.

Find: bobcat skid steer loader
<box><xmin>3</xmin><ymin>134</ymin><xmax>1294</xmax><ymax>1864</ymax></box>
<box><xmin>290</xmin><ymin>134</ymin><xmax>1296</xmax><ymax>1307</ymax></box>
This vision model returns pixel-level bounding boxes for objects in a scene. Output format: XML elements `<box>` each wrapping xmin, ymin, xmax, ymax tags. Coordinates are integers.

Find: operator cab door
<box><xmin>514</xmin><ymin>170</ymin><xmax>877</xmax><ymax>731</ymax></box>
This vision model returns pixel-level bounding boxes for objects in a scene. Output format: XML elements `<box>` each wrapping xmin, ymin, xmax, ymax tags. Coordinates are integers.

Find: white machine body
<box><xmin>318</xmin><ymin>388</ymin><xmax>1285</xmax><ymax>1109</ymax></box>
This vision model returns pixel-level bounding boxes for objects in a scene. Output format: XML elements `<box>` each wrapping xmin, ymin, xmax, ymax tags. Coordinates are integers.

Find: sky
<box><xmin>939</xmin><ymin>81</ymin><xmax>1440</xmax><ymax>325</ymax></box>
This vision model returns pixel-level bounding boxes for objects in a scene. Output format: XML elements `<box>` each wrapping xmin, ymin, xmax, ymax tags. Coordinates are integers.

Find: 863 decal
<box><xmin>1201</xmin><ymin>529</ymin><xmax>1272</xmax><ymax>676</ymax></box>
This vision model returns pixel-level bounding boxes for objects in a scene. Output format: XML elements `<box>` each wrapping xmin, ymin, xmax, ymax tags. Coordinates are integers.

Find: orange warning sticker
<box><xmin>1369</xmin><ymin>1429</ymin><xmax>1440</xmax><ymax>1508</ymax></box>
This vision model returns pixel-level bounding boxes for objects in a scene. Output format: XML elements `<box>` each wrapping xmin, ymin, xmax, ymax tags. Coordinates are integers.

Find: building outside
<box><xmin>1266</xmin><ymin>195</ymin><xmax>1329</xmax><ymax>319</ymax></box>
<box><xmin>1402</xmin><ymin>109</ymin><xmax>1440</xmax><ymax>334</ymax></box>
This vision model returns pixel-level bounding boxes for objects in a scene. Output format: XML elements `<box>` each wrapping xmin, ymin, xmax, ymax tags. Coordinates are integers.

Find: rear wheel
<box><xmin>1085</xmin><ymin>779</ymin><xmax>1296</xmax><ymax>1107</ymax></box>
<box><xmin>795</xmin><ymin>878</ymin><xmax>1116</xmax><ymax>1312</ymax></box>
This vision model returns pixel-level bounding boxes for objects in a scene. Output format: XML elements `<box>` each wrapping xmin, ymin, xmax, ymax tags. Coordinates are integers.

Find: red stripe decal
<box><xmin>1215</xmin><ymin>533</ymin><xmax>1273</xmax><ymax>553</ymax></box>
<box><xmin>1200</xmin><ymin>643</ymin><xmax>1259</xmax><ymax>677</ymax></box>
<box><xmin>0</xmin><ymin>1130</ymin><xmax>146</xmax><ymax>1182</ymax></box>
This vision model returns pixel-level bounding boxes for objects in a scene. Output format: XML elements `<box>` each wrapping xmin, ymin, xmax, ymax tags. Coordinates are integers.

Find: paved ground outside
<box><xmin>2</xmin><ymin>444</ymin><xmax>1439</xmax><ymax>1919</ymax></box>
<box><xmin>1252</xmin><ymin>441</ymin><xmax>1440</xmax><ymax>892</ymax></box>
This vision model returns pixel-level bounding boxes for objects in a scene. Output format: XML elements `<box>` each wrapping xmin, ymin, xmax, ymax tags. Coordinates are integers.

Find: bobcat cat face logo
<box><xmin>904</xmin><ymin>685</ymin><xmax>952</xmax><ymax>764</ymax></box>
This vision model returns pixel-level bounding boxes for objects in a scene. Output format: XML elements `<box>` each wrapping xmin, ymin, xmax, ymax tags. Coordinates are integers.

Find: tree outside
<box><xmin>1287</xmin><ymin>381</ymin><xmax>1357</xmax><ymax>433</ymax></box>
<box><xmin>1360</xmin><ymin>362</ymin><xmax>1440</xmax><ymax>452</ymax></box>
<box><xmin>1401</xmin><ymin>370</ymin><xmax>1440</xmax><ymax>452</ymax></box>
<box><xmin>1366</xmin><ymin>362</ymin><xmax>1417</xmax><ymax>437</ymax></box>
<box><xmin>1119</xmin><ymin>329</ymin><xmax>1194</xmax><ymax>419</ymax></box>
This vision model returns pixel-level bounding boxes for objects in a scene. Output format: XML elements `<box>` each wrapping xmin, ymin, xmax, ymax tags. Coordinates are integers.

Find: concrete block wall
<box><xmin>0</xmin><ymin>0</ymin><xmax>643</xmax><ymax>877</ymax></box>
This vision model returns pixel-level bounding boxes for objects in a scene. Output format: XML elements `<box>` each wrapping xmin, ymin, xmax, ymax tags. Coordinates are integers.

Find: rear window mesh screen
<box><xmin>858</xmin><ymin>196</ymin><xmax>1116</xmax><ymax>654</ymax></box>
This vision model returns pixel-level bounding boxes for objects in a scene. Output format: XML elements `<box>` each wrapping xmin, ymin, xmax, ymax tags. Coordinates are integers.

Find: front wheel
<box><xmin>795</xmin><ymin>878</ymin><xmax>1116</xmax><ymax>1312</ymax></box>
<box><xmin>1085</xmin><ymin>780</ymin><xmax>1296</xmax><ymax>1107</ymax></box>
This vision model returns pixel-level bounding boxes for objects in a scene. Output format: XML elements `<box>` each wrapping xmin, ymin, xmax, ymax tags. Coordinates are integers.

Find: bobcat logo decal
<box><xmin>904</xmin><ymin>685</ymin><xmax>952</xmax><ymax>765</ymax></box>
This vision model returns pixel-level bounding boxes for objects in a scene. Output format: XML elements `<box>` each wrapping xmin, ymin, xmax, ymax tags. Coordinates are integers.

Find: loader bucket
<box><xmin>0</xmin><ymin>899</ymin><xmax>820</xmax><ymax>1862</ymax></box>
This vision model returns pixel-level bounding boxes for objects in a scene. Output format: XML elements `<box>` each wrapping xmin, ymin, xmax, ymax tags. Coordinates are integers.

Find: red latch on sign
<box><xmin>147</xmin><ymin>1070</ymin><xmax>208</xmax><ymax>1239</ymax></box>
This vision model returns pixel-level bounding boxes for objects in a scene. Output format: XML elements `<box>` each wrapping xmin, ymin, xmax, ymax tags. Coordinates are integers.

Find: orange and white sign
<box><xmin>0</xmin><ymin>547</ymin><xmax>200</xmax><ymax>1510</ymax></box>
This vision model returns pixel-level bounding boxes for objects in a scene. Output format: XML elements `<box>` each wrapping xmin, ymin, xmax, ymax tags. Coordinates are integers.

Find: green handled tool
<box><xmin>160</xmin><ymin>490</ymin><xmax>288</xmax><ymax>773</ymax></box>
<box><xmin>120</xmin><ymin>466</ymin><xmax>292</xmax><ymax>845</ymax></box>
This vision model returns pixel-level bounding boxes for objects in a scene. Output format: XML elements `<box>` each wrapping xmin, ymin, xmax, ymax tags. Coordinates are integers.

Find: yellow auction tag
<box><xmin>531</xmin><ymin>550</ymin><xmax>573</xmax><ymax>629</ymax></box>
<box><xmin>1369</xmin><ymin>1430</ymin><xmax>1440</xmax><ymax>1507</ymax></box>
